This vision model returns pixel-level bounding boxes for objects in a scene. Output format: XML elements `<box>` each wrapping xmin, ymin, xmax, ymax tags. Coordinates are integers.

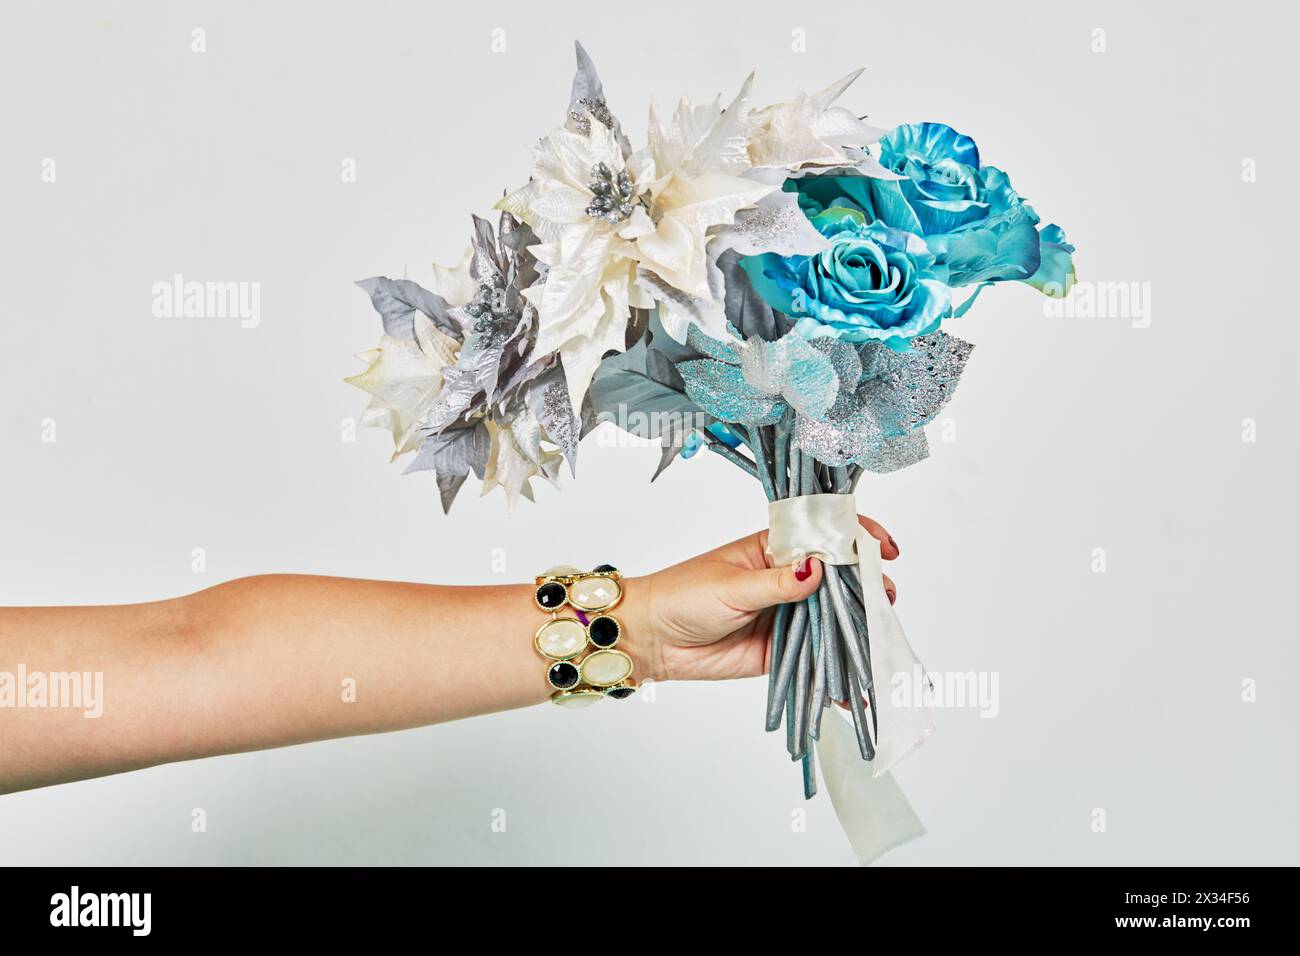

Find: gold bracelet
<box><xmin>533</xmin><ymin>564</ymin><xmax>636</xmax><ymax>707</ymax></box>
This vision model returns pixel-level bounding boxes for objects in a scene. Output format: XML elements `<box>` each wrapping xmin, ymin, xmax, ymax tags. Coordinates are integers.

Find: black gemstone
<box><xmin>536</xmin><ymin>582</ymin><xmax>567</xmax><ymax>610</ymax></box>
<box><xmin>607</xmin><ymin>685</ymin><xmax>636</xmax><ymax>700</ymax></box>
<box><xmin>588</xmin><ymin>615</ymin><xmax>620</xmax><ymax>647</ymax></box>
<box><xmin>593</xmin><ymin>564</ymin><xmax>618</xmax><ymax>574</ymax></box>
<box><xmin>547</xmin><ymin>661</ymin><xmax>580</xmax><ymax>689</ymax></box>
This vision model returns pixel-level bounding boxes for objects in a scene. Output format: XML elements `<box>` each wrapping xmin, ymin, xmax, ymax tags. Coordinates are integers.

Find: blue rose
<box><xmin>878</xmin><ymin>122</ymin><xmax>986</xmax><ymax>235</ymax></box>
<box><xmin>879</xmin><ymin>122</ymin><xmax>1074</xmax><ymax>293</ymax></box>
<box><xmin>741</xmin><ymin>214</ymin><xmax>952</xmax><ymax>350</ymax></box>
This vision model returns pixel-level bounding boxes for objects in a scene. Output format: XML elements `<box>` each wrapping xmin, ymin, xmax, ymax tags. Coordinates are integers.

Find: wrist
<box><xmin>530</xmin><ymin>566</ymin><xmax>660</xmax><ymax>702</ymax></box>
<box><xmin>617</xmin><ymin>574</ymin><xmax>668</xmax><ymax>684</ymax></box>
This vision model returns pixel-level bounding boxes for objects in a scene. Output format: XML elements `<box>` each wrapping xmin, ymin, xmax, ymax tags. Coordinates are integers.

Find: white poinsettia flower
<box><xmin>633</xmin><ymin>75</ymin><xmax>777</xmax><ymax>299</ymax></box>
<box><xmin>497</xmin><ymin>116</ymin><xmax>652</xmax><ymax>414</ymax></box>
<box><xmin>747</xmin><ymin>69</ymin><xmax>887</xmax><ymax>170</ymax></box>
<box><xmin>481</xmin><ymin>416</ymin><xmax>564</xmax><ymax>512</ymax></box>
<box><xmin>498</xmin><ymin>77</ymin><xmax>782</xmax><ymax>411</ymax></box>
<box><xmin>429</xmin><ymin>244</ymin><xmax>477</xmax><ymax>307</ymax></box>
<box><xmin>345</xmin><ymin>314</ymin><xmax>459</xmax><ymax>458</ymax></box>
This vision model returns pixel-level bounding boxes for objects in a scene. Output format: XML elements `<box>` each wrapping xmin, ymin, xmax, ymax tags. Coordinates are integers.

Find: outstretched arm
<box><xmin>0</xmin><ymin>517</ymin><xmax>897</xmax><ymax>794</ymax></box>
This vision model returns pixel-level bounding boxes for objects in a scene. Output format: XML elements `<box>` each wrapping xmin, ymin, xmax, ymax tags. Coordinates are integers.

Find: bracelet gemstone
<box><xmin>579</xmin><ymin>649</ymin><xmax>633</xmax><ymax>687</ymax></box>
<box><xmin>535</xmin><ymin>617</ymin><xmax>588</xmax><ymax>660</ymax></box>
<box><xmin>546</xmin><ymin>661</ymin><xmax>581</xmax><ymax>690</ymax></box>
<box><xmin>534</xmin><ymin>565</ymin><xmax>636</xmax><ymax>704</ymax></box>
<box><xmin>535</xmin><ymin>581</ymin><xmax>568</xmax><ymax>611</ymax></box>
<box><xmin>567</xmin><ymin>575</ymin><xmax>621</xmax><ymax>612</ymax></box>
<box><xmin>586</xmin><ymin>615</ymin><xmax>620</xmax><ymax>648</ymax></box>
<box><xmin>552</xmin><ymin>687</ymin><xmax>605</xmax><ymax>709</ymax></box>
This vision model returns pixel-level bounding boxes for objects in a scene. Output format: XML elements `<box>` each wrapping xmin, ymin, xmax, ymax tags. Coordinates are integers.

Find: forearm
<box><xmin>0</xmin><ymin>573</ymin><xmax>655</xmax><ymax>793</ymax></box>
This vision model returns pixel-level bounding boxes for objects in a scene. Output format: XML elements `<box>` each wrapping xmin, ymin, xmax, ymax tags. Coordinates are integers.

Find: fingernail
<box><xmin>886</xmin><ymin>589</ymin><xmax>896</xmax><ymax>605</ymax></box>
<box><xmin>794</xmin><ymin>558</ymin><xmax>812</xmax><ymax>582</ymax></box>
<box><xmin>888</xmin><ymin>535</ymin><xmax>899</xmax><ymax>555</ymax></box>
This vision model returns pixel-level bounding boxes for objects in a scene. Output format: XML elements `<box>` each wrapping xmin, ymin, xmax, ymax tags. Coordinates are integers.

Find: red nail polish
<box><xmin>886</xmin><ymin>589</ymin><xmax>896</xmax><ymax>605</ymax></box>
<box><xmin>795</xmin><ymin>560</ymin><xmax>812</xmax><ymax>582</ymax></box>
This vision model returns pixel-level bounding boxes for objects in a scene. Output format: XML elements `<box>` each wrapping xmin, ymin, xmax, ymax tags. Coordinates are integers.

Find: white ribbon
<box><xmin>767</xmin><ymin>493</ymin><xmax>934</xmax><ymax>864</ymax></box>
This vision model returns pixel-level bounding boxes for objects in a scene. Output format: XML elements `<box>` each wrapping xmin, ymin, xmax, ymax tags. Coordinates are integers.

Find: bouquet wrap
<box><xmin>768</xmin><ymin>491</ymin><xmax>933</xmax><ymax>860</ymax></box>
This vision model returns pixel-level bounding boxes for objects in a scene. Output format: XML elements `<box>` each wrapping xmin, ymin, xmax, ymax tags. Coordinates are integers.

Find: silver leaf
<box><xmin>793</xmin><ymin>400</ymin><xmax>882</xmax><ymax>466</ymax></box>
<box><xmin>355</xmin><ymin>277</ymin><xmax>459</xmax><ymax>341</ymax></box>
<box><xmin>436</xmin><ymin>472</ymin><xmax>468</xmax><ymax>513</ymax></box>
<box><xmin>857</xmin><ymin>430</ymin><xmax>930</xmax><ymax>473</ymax></box>
<box><xmin>469</xmin><ymin>214</ymin><xmax>504</xmax><ymax>282</ymax></box>
<box><xmin>525</xmin><ymin>367</ymin><xmax>580</xmax><ymax>475</ymax></box>
<box><xmin>405</xmin><ymin>421</ymin><xmax>491</xmax><ymax>480</ymax></box>
<box><xmin>568</xmin><ymin>42</ymin><xmax>632</xmax><ymax>157</ymax></box>
<box><xmin>722</xmin><ymin>188</ymin><xmax>831</xmax><ymax>257</ymax></box>
<box><xmin>421</xmin><ymin>339</ymin><xmax>504</xmax><ymax>432</ymax></box>
<box><xmin>809</xmin><ymin>336</ymin><xmax>864</xmax><ymax>397</ymax></box>
<box><xmin>859</xmin><ymin>332</ymin><xmax>973</xmax><ymax>434</ymax></box>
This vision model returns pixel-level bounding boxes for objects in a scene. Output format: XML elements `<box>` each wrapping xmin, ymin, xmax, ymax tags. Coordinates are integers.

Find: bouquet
<box><xmin>349</xmin><ymin>43</ymin><xmax>1074</xmax><ymax>860</ymax></box>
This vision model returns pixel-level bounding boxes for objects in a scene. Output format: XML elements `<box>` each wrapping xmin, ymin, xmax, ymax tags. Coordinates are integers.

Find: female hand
<box><xmin>626</xmin><ymin>514</ymin><xmax>900</xmax><ymax>683</ymax></box>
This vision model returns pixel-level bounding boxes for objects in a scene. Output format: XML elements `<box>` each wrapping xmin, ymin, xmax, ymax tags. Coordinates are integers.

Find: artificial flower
<box><xmin>497</xmin><ymin>115</ymin><xmax>653</xmax><ymax>414</ymax></box>
<box><xmin>346</xmin><ymin>314</ymin><xmax>459</xmax><ymax>456</ymax></box>
<box><xmin>634</xmin><ymin>76</ymin><xmax>776</xmax><ymax>299</ymax></box>
<box><xmin>741</xmin><ymin>215</ymin><xmax>952</xmax><ymax>349</ymax></box>
<box><xmin>480</xmin><ymin>415</ymin><xmax>564</xmax><ymax>511</ymax></box>
<box><xmin>353</xmin><ymin>42</ymin><xmax>1072</xmax><ymax>517</ymax></box>
<box><xmin>880</xmin><ymin>122</ymin><xmax>1075</xmax><ymax>292</ymax></box>
<box><xmin>746</xmin><ymin>69</ymin><xmax>886</xmax><ymax>170</ymax></box>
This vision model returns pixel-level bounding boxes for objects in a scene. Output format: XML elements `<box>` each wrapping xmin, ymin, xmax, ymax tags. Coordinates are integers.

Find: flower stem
<box><xmin>773</xmin><ymin>416</ymin><xmax>790</xmax><ymax>500</ymax></box>
<box><xmin>701</xmin><ymin>432</ymin><xmax>759</xmax><ymax>480</ymax></box>
<box><xmin>765</xmin><ymin>599</ymin><xmax>807</xmax><ymax>732</ymax></box>
<box><xmin>820</xmin><ymin>579</ymin><xmax>846</xmax><ymax>703</ymax></box>
<box><xmin>743</xmin><ymin>425</ymin><xmax>778</xmax><ymax>502</ymax></box>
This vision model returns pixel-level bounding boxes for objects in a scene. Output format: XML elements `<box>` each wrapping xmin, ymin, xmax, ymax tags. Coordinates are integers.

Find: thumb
<box><xmin>723</xmin><ymin>557</ymin><xmax>822</xmax><ymax>613</ymax></box>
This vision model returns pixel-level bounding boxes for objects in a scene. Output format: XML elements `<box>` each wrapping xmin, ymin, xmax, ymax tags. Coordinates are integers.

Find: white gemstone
<box><xmin>580</xmin><ymin>650</ymin><xmax>633</xmax><ymax>688</ymax></box>
<box><xmin>536</xmin><ymin>619</ymin><xmax>587</xmax><ymax>660</ymax></box>
<box><xmin>553</xmin><ymin>690</ymin><xmax>603</xmax><ymax>709</ymax></box>
<box><xmin>569</xmin><ymin>576</ymin><xmax>621</xmax><ymax>611</ymax></box>
<box><xmin>539</xmin><ymin>564</ymin><xmax>582</xmax><ymax>578</ymax></box>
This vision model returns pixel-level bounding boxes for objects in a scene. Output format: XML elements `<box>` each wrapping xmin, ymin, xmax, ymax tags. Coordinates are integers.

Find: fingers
<box><xmin>883</xmin><ymin>573</ymin><xmax>896</xmax><ymax>605</ymax></box>
<box><xmin>857</xmin><ymin>514</ymin><xmax>900</xmax><ymax>561</ymax></box>
<box><xmin>704</xmin><ymin>527</ymin><xmax>774</xmax><ymax>572</ymax></box>
<box><xmin>722</xmin><ymin>557</ymin><xmax>822</xmax><ymax>613</ymax></box>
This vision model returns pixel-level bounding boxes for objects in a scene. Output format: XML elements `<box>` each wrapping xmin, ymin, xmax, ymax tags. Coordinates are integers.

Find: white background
<box><xmin>1</xmin><ymin>0</ymin><xmax>1296</xmax><ymax>864</ymax></box>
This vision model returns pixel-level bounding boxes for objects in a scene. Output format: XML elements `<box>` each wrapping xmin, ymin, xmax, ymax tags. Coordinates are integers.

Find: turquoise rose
<box><xmin>740</xmin><ymin>209</ymin><xmax>952</xmax><ymax>350</ymax></box>
<box><xmin>879</xmin><ymin>122</ymin><xmax>1075</xmax><ymax>293</ymax></box>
